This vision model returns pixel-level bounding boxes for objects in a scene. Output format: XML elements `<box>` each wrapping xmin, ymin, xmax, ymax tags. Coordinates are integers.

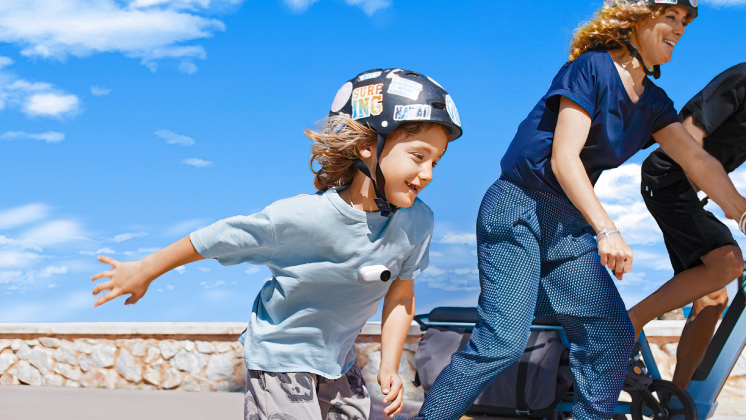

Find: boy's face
<box><xmin>373</xmin><ymin>124</ymin><xmax>448</xmax><ymax>209</ymax></box>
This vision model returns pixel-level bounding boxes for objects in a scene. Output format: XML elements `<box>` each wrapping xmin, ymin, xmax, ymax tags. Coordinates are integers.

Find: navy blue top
<box><xmin>500</xmin><ymin>50</ymin><xmax>680</xmax><ymax>197</ymax></box>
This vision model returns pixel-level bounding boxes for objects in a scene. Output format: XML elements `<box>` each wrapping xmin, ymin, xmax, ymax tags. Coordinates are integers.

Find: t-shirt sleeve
<box><xmin>545</xmin><ymin>55</ymin><xmax>597</xmax><ymax>116</ymax></box>
<box><xmin>643</xmin><ymin>92</ymin><xmax>681</xmax><ymax>149</ymax></box>
<box><xmin>680</xmin><ymin>66</ymin><xmax>746</xmax><ymax>136</ymax></box>
<box><xmin>398</xmin><ymin>219</ymin><xmax>434</xmax><ymax>281</ymax></box>
<box><xmin>189</xmin><ymin>210</ymin><xmax>275</xmax><ymax>266</ymax></box>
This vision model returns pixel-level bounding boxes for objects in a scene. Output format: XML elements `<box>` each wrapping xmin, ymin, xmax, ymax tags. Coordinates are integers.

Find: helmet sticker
<box><xmin>358</xmin><ymin>71</ymin><xmax>382</xmax><ymax>81</ymax></box>
<box><xmin>393</xmin><ymin>104</ymin><xmax>432</xmax><ymax>121</ymax></box>
<box><xmin>351</xmin><ymin>84</ymin><xmax>383</xmax><ymax>120</ymax></box>
<box><xmin>691</xmin><ymin>0</ymin><xmax>697</xmax><ymax>5</ymax></box>
<box><xmin>653</xmin><ymin>0</ymin><xmax>677</xmax><ymax>4</ymax></box>
<box><xmin>387</xmin><ymin>77</ymin><xmax>423</xmax><ymax>101</ymax></box>
<box><xmin>445</xmin><ymin>95</ymin><xmax>461</xmax><ymax>127</ymax></box>
<box><xmin>331</xmin><ymin>82</ymin><xmax>353</xmax><ymax>113</ymax></box>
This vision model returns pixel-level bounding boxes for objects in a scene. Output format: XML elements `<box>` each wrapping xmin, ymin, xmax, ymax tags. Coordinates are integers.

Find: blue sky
<box><xmin>1</xmin><ymin>0</ymin><xmax>746</xmax><ymax>322</ymax></box>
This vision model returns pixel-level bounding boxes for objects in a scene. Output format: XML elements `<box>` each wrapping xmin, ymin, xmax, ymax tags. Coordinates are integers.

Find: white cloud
<box><xmin>203</xmin><ymin>280</ymin><xmax>225</xmax><ymax>289</ymax></box>
<box><xmin>79</xmin><ymin>247</ymin><xmax>116</xmax><ymax>256</ymax></box>
<box><xmin>0</xmin><ymin>1</ymin><xmax>245</xmax><ymax>70</ymax></box>
<box><xmin>0</xmin><ymin>204</ymin><xmax>50</xmax><ymax>229</ymax></box>
<box><xmin>20</xmin><ymin>220</ymin><xmax>83</xmax><ymax>246</ymax></box>
<box><xmin>595</xmin><ymin>164</ymin><xmax>662</xmax><ymax>245</ymax></box>
<box><xmin>175</xmin><ymin>266</ymin><xmax>186</xmax><ymax>273</ymax></box>
<box><xmin>1</xmin><ymin>131</ymin><xmax>65</xmax><ymax>143</ymax></box>
<box><xmin>122</xmin><ymin>247</ymin><xmax>160</xmax><ymax>256</ymax></box>
<box><xmin>420</xmin><ymin>266</ymin><xmax>446</xmax><ymax>277</ymax></box>
<box><xmin>178</xmin><ymin>61</ymin><xmax>198</xmax><ymax>75</ymax></box>
<box><xmin>165</xmin><ymin>218</ymin><xmax>210</xmax><ymax>236</ymax></box>
<box><xmin>700</xmin><ymin>0</ymin><xmax>746</xmax><ymax>5</ymax></box>
<box><xmin>48</xmin><ymin>283</ymin><xmax>56</xmax><ymax>289</ymax></box>
<box><xmin>155</xmin><ymin>129</ymin><xmax>195</xmax><ymax>146</ymax></box>
<box><xmin>167</xmin><ymin>284</ymin><xmax>175</xmax><ymax>290</ymax></box>
<box><xmin>284</xmin><ymin>0</ymin><xmax>391</xmax><ymax>15</ymax></box>
<box><xmin>90</xmin><ymin>86</ymin><xmax>111</xmax><ymax>96</ymax></box>
<box><xmin>451</xmin><ymin>268</ymin><xmax>478</xmax><ymax>275</ymax></box>
<box><xmin>0</xmin><ymin>265</ymin><xmax>67</xmax><ymax>285</ymax></box>
<box><xmin>437</xmin><ymin>232</ymin><xmax>476</xmax><ymax>246</ymax></box>
<box><xmin>39</xmin><ymin>266</ymin><xmax>67</xmax><ymax>278</ymax></box>
<box><xmin>197</xmin><ymin>267</ymin><xmax>210</xmax><ymax>272</ymax></box>
<box><xmin>23</xmin><ymin>93</ymin><xmax>80</xmax><ymax>117</ymax></box>
<box><xmin>111</xmin><ymin>231</ymin><xmax>148</xmax><ymax>243</ymax></box>
<box><xmin>183</xmin><ymin>158</ymin><xmax>212</xmax><ymax>167</ymax></box>
<box><xmin>244</xmin><ymin>267</ymin><xmax>260</xmax><ymax>275</ymax></box>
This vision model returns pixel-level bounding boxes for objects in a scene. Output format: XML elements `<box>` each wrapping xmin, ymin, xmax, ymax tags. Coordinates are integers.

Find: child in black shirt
<box><xmin>632</xmin><ymin>62</ymin><xmax>746</xmax><ymax>389</ymax></box>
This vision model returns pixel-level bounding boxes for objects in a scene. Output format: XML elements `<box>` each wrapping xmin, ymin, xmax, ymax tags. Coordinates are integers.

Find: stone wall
<box><xmin>0</xmin><ymin>321</ymin><xmax>744</xmax><ymax>415</ymax></box>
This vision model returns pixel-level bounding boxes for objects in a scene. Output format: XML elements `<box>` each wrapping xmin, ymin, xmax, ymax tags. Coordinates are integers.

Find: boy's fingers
<box><xmin>91</xmin><ymin>270</ymin><xmax>114</xmax><ymax>282</ymax></box>
<box><xmin>98</xmin><ymin>256</ymin><xmax>119</xmax><ymax>266</ymax></box>
<box><xmin>92</xmin><ymin>280</ymin><xmax>114</xmax><ymax>295</ymax></box>
<box><xmin>386</xmin><ymin>389</ymin><xmax>404</xmax><ymax>417</ymax></box>
<box><xmin>94</xmin><ymin>290</ymin><xmax>121</xmax><ymax>307</ymax></box>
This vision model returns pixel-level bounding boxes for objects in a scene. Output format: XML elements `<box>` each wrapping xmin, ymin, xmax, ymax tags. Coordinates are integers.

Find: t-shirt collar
<box><xmin>325</xmin><ymin>186</ymin><xmax>390</xmax><ymax>223</ymax></box>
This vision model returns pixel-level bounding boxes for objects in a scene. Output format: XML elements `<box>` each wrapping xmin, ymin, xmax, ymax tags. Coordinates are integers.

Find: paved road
<box><xmin>1</xmin><ymin>386</ymin><xmax>744</xmax><ymax>420</ymax></box>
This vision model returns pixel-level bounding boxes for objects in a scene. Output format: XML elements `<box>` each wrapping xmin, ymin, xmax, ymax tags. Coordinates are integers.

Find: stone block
<box><xmin>54</xmin><ymin>345</ymin><xmax>77</xmax><ymax>365</ymax></box>
<box><xmin>161</xmin><ymin>367</ymin><xmax>182</xmax><ymax>389</ymax></box>
<box><xmin>92</xmin><ymin>344</ymin><xmax>117</xmax><ymax>368</ymax></box>
<box><xmin>39</xmin><ymin>337</ymin><xmax>62</xmax><ymax>348</ymax></box>
<box><xmin>17</xmin><ymin>360</ymin><xmax>42</xmax><ymax>386</ymax></box>
<box><xmin>54</xmin><ymin>363</ymin><xmax>82</xmax><ymax>381</ymax></box>
<box><xmin>1</xmin><ymin>369</ymin><xmax>19</xmax><ymax>385</ymax></box>
<box><xmin>11</xmin><ymin>339</ymin><xmax>23</xmax><ymax>351</ymax></box>
<box><xmin>182</xmin><ymin>374</ymin><xmax>211</xmax><ymax>392</ymax></box>
<box><xmin>29</xmin><ymin>346</ymin><xmax>55</xmax><ymax>375</ymax></box>
<box><xmin>183</xmin><ymin>340</ymin><xmax>196</xmax><ymax>352</ymax></box>
<box><xmin>159</xmin><ymin>341</ymin><xmax>181</xmax><ymax>360</ymax></box>
<box><xmin>78</xmin><ymin>353</ymin><xmax>93</xmax><ymax>372</ymax></box>
<box><xmin>0</xmin><ymin>352</ymin><xmax>18</xmax><ymax>374</ymax></box>
<box><xmin>123</xmin><ymin>339</ymin><xmax>148</xmax><ymax>357</ymax></box>
<box><xmin>80</xmin><ymin>369</ymin><xmax>106</xmax><ymax>388</ymax></box>
<box><xmin>16</xmin><ymin>342</ymin><xmax>32</xmax><ymax>360</ymax></box>
<box><xmin>105</xmin><ymin>369</ymin><xmax>121</xmax><ymax>389</ymax></box>
<box><xmin>65</xmin><ymin>379</ymin><xmax>81</xmax><ymax>387</ymax></box>
<box><xmin>0</xmin><ymin>339</ymin><xmax>11</xmax><ymax>352</ymax></box>
<box><xmin>197</xmin><ymin>341</ymin><xmax>215</xmax><ymax>354</ymax></box>
<box><xmin>145</xmin><ymin>346</ymin><xmax>161</xmax><ymax>364</ymax></box>
<box><xmin>172</xmin><ymin>349</ymin><xmax>206</xmax><ymax>374</ymax></box>
<box><xmin>216</xmin><ymin>342</ymin><xmax>234</xmax><ymax>353</ymax></box>
<box><xmin>25</xmin><ymin>339</ymin><xmax>40</xmax><ymax>347</ymax></box>
<box><xmin>206</xmin><ymin>353</ymin><xmax>234</xmax><ymax>381</ymax></box>
<box><xmin>43</xmin><ymin>372</ymin><xmax>65</xmax><ymax>387</ymax></box>
<box><xmin>143</xmin><ymin>366</ymin><xmax>162</xmax><ymax>386</ymax></box>
<box><xmin>116</xmin><ymin>348</ymin><xmax>142</xmax><ymax>383</ymax></box>
<box><xmin>74</xmin><ymin>341</ymin><xmax>92</xmax><ymax>354</ymax></box>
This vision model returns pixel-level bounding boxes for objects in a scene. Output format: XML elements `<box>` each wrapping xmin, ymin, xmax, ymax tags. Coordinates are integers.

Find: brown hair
<box><xmin>307</xmin><ymin>116</ymin><xmax>446</xmax><ymax>191</ymax></box>
<box><xmin>568</xmin><ymin>1</ymin><xmax>692</xmax><ymax>61</ymax></box>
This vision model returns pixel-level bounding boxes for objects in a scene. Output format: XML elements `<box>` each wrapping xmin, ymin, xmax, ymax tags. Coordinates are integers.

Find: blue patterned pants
<box><xmin>408</xmin><ymin>178</ymin><xmax>635</xmax><ymax>420</ymax></box>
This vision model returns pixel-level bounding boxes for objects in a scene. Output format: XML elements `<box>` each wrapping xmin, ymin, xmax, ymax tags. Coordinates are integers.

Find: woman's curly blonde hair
<box><xmin>569</xmin><ymin>1</ymin><xmax>693</xmax><ymax>61</ymax></box>
<box><xmin>306</xmin><ymin>116</ymin><xmax>444</xmax><ymax>191</ymax></box>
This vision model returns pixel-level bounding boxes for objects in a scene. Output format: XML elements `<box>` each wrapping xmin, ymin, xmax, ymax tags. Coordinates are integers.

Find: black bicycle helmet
<box><xmin>328</xmin><ymin>68</ymin><xmax>463</xmax><ymax>216</ymax></box>
<box><xmin>605</xmin><ymin>0</ymin><xmax>698</xmax><ymax>79</ymax></box>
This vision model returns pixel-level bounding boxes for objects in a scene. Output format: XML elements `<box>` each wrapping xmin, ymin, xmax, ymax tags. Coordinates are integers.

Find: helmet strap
<box><xmin>620</xmin><ymin>38</ymin><xmax>660</xmax><ymax>79</ymax></box>
<box><xmin>351</xmin><ymin>133</ymin><xmax>398</xmax><ymax>217</ymax></box>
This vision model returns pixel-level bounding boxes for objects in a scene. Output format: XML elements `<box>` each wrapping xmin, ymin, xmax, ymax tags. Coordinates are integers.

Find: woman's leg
<box><xmin>539</xmin><ymin>252</ymin><xmax>635</xmax><ymax>420</ymax></box>
<box><xmin>627</xmin><ymin>245</ymin><xmax>742</xmax><ymax>338</ymax></box>
<box><xmin>672</xmin><ymin>287</ymin><xmax>729</xmax><ymax>389</ymax></box>
<box><xmin>410</xmin><ymin>182</ymin><xmax>542</xmax><ymax>420</ymax></box>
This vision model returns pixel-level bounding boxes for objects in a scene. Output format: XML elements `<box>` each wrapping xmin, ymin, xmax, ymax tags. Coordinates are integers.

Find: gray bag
<box><xmin>414</xmin><ymin>315</ymin><xmax>573</xmax><ymax>416</ymax></box>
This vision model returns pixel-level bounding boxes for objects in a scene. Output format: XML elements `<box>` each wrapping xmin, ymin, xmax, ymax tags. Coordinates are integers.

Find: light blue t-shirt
<box><xmin>189</xmin><ymin>187</ymin><xmax>433</xmax><ymax>378</ymax></box>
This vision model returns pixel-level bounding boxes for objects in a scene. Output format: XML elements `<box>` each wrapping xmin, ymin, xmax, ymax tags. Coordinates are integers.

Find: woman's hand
<box><xmin>91</xmin><ymin>256</ymin><xmax>153</xmax><ymax>306</ymax></box>
<box><xmin>597</xmin><ymin>234</ymin><xmax>633</xmax><ymax>280</ymax></box>
<box><xmin>378</xmin><ymin>369</ymin><xmax>405</xmax><ymax>418</ymax></box>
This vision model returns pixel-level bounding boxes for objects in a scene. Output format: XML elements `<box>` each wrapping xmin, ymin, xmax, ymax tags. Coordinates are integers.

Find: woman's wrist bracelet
<box><xmin>596</xmin><ymin>228</ymin><xmax>620</xmax><ymax>241</ymax></box>
<box><xmin>739</xmin><ymin>212</ymin><xmax>746</xmax><ymax>234</ymax></box>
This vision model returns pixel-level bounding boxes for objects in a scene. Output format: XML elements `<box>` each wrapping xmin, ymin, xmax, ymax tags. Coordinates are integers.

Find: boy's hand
<box><xmin>91</xmin><ymin>256</ymin><xmax>152</xmax><ymax>307</ymax></box>
<box><xmin>377</xmin><ymin>369</ymin><xmax>404</xmax><ymax>418</ymax></box>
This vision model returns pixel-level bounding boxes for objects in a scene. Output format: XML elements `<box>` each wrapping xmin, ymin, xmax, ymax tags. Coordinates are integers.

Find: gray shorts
<box><xmin>244</xmin><ymin>361</ymin><xmax>370</xmax><ymax>420</ymax></box>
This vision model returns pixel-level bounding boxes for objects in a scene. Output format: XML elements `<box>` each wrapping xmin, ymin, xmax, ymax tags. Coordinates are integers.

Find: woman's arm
<box><xmin>655</xmin><ymin>122</ymin><xmax>746</xmax><ymax>219</ymax></box>
<box><xmin>378</xmin><ymin>278</ymin><xmax>415</xmax><ymax>418</ymax></box>
<box><xmin>551</xmin><ymin>97</ymin><xmax>633</xmax><ymax>279</ymax></box>
<box><xmin>91</xmin><ymin>235</ymin><xmax>205</xmax><ymax>306</ymax></box>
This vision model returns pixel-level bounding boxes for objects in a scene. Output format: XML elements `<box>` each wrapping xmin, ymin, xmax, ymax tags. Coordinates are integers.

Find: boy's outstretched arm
<box><xmin>378</xmin><ymin>278</ymin><xmax>415</xmax><ymax>418</ymax></box>
<box><xmin>91</xmin><ymin>236</ymin><xmax>204</xmax><ymax>307</ymax></box>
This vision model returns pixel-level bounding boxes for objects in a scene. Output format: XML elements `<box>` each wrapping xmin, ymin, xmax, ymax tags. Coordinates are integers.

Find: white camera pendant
<box><xmin>359</xmin><ymin>265</ymin><xmax>392</xmax><ymax>282</ymax></box>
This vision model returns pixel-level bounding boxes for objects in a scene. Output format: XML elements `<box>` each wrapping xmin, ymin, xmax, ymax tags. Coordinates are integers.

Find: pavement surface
<box><xmin>1</xmin><ymin>385</ymin><xmax>744</xmax><ymax>420</ymax></box>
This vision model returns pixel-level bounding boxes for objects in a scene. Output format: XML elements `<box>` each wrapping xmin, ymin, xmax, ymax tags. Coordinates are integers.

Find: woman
<box><xmin>403</xmin><ymin>2</ymin><xmax>746</xmax><ymax>420</ymax></box>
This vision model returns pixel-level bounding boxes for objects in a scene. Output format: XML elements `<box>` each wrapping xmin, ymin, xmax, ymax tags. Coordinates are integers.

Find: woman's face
<box><xmin>633</xmin><ymin>6</ymin><xmax>689</xmax><ymax>67</ymax></box>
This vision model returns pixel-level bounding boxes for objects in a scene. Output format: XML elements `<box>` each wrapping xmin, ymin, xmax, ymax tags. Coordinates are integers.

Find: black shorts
<box><xmin>641</xmin><ymin>177</ymin><xmax>738</xmax><ymax>275</ymax></box>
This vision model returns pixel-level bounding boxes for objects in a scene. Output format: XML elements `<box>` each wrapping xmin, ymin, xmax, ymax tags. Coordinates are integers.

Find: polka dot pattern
<box><xmin>401</xmin><ymin>179</ymin><xmax>635</xmax><ymax>420</ymax></box>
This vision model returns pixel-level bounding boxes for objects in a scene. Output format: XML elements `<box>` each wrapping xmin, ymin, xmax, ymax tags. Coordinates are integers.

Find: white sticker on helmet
<box><xmin>388</xmin><ymin>77</ymin><xmax>423</xmax><ymax>101</ymax></box>
<box><xmin>653</xmin><ymin>0</ymin><xmax>677</xmax><ymax>4</ymax></box>
<box><xmin>351</xmin><ymin>83</ymin><xmax>383</xmax><ymax>120</ymax></box>
<box><xmin>358</xmin><ymin>71</ymin><xmax>382</xmax><ymax>82</ymax></box>
<box><xmin>387</xmin><ymin>69</ymin><xmax>403</xmax><ymax>78</ymax></box>
<box><xmin>690</xmin><ymin>0</ymin><xmax>697</xmax><ymax>6</ymax></box>
<box><xmin>393</xmin><ymin>104</ymin><xmax>432</xmax><ymax>121</ymax></box>
<box><xmin>445</xmin><ymin>95</ymin><xmax>461</xmax><ymax>127</ymax></box>
<box><xmin>331</xmin><ymin>82</ymin><xmax>353</xmax><ymax>113</ymax></box>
